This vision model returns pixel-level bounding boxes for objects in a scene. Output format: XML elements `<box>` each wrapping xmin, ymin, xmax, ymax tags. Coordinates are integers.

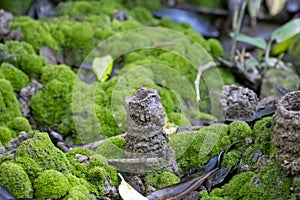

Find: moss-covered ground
<box><xmin>0</xmin><ymin>0</ymin><xmax>296</xmax><ymax>199</ymax></box>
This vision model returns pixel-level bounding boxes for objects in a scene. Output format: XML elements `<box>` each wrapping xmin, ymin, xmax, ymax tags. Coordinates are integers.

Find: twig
<box><xmin>230</xmin><ymin>0</ymin><xmax>249</xmax><ymax>61</ymax></box>
<box><xmin>74</xmin><ymin>133</ymin><xmax>126</xmax><ymax>151</ymax></box>
<box><xmin>195</xmin><ymin>61</ymin><xmax>216</xmax><ymax>102</ymax></box>
<box><xmin>108</xmin><ymin>157</ymin><xmax>163</xmax><ymax>164</ymax></box>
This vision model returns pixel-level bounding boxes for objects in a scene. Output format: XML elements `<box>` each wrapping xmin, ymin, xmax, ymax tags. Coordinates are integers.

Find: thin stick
<box><xmin>108</xmin><ymin>157</ymin><xmax>163</xmax><ymax>164</ymax></box>
<box><xmin>195</xmin><ymin>62</ymin><xmax>216</xmax><ymax>102</ymax></box>
<box><xmin>230</xmin><ymin>0</ymin><xmax>249</xmax><ymax>61</ymax></box>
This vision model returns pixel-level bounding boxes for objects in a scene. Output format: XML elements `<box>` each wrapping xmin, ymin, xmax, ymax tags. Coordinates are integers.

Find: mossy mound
<box><xmin>4</xmin><ymin>41</ymin><xmax>45</xmax><ymax>77</ymax></box>
<box><xmin>0</xmin><ymin>126</ymin><xmax>13</xmax><ymax>145</ymax></box>
<box><xmin>0</xmin><ymin>63</ymin><xmax>29</xmax><ymax>92</ymax></box>
<box><xmin>144</xmin><ymin>171</ymin><xmax>180</xmax><ymax>189</ymax></box>
<box><xmin>7</xmin><ymin>117</ymin><xmax>32</xmax><ymax>137</ymax></box>
<box><xmin>16</xmin><ymin>132</ymin><xmax>71</xmax><ymax>178</ymax></box>
<box><xmin>169</xmin><ymin>124</ymin><xmax>230</xmax><ymax>169</ymax></box>
<box><xmin>0</xmin><ymin>79</ymin><xmax>22</xmax><ymax>125</ymax></box>
<box><xmin>0</xmin><ymin>162</ymin><xmax>33</xmax><ymax>198</ymax></box>
<box><xmin>170</xmin><ymin>121</ymin><xmax>253</xmax><ymax>170</ymax></box>
<box><xmin>34</xmin><ymin>169</ymin><xmax>70</xmax><ymax>200</ymax></box>
<box><xmin>201</xmin><ymin>162</ymin><xmax>293</xmax><ymax>199</ymax></box>
<box><xmin>30</xmin><ymin>64</ymin><xmax>76</xmax><ymax>126</ymax></box>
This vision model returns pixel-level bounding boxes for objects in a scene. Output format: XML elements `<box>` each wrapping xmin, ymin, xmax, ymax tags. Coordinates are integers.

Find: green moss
<box><xmin>16</xmin><ymin>132</ymin><xmax>71</xmax><ymax>174</ymax></box>
<box><xmin>34</xmin><ymin>169</ymin><xmax>70</xmax><ymax>200</ymax></box>
<box><xmin>0</xmin><ymin>0</ymin><xmax>33</xmax><ymax>15</ymax></box>
<box><xmin>167</xmin><ymin>112</ymin><xmax>191</xmax><ymax>126</ymax></box>
<box><xmin>5</xmin><ymin>41</ymin><xmax>45</xmax><ymax>77</ymax></box>
<box><xmin>208</xmin><ymin>38</ymin><xmax>225</xmax><ymax>58</ymax></box>
<box><xmin>86</xmin><ymin>166</ymin><xmax>111</xmax><ymax>195</ymax></box>
<box><xmin>89</xmin><ymin>154</ymin><xmax>118</xmax><ymax>186</ymax></box>
<box><xmin>252</xmin><ymin>117</ymin><xmax>277</xmax><ymax>157</ymax></box>
<box><xmin>228</xmin><ymin>121</ymin><xmax>252</xmax><ymax>148</ymax></box>
<box><xmin>40</xmin><ymin>64</ymin><xmax>76</xmax><ymax>85</ymax></box>
<box><xmin>30</xmin><ymin>65</ymin><xmax>76</xmax><ymax>126</ymax></box>
<box><xmin>204</xmin><ymin>162</ymin><xmax>292</xmax><ymax>199</ymax></box>
<box><xmin>15</xmin><ymin>156</ymin><xmax>43</xmax><ymax>182</ymax></box>
<box><xmin>96</xmin><ymin>105</ymin><xmax>124</xmax><ymax>137</ymax></box>
<box><xmin>10</xmin><ymin>16</ymin><xmax>60</xmax><ymax>52</ymax></box>
<box><xmin>96</xmin><ymin>136</ymin><xmax>126</xmax><ymax>159</ymax></box>
<box><xmin>30</xmin><ymin>79</ymin><xmax>72</xmax><ymax>125</ymax></box>
<box><xmin>56</xmin><ymin>0</ymin><xmax>125</xmax><ymax>17</ymax></box>
<box><xmin>64</xmin><ymin>185</ymin><xmax>92</xmax><ymax>200</ymax></box>
<box><xmin>0</xmin><ymin>126</ymin><xmax>13</xmax><ymax>145</ymax></box>
<box><xmin>0</xmin><ymin>79</ymin><xmax>22</xmax><ymax>125</ymax></box>
<box><xmin>65</xmin><ymin>148</ymin><xmax>93</xmax><ymax>178</ymax></box>
<box><xmin>144</xmin><ymin>171</ymin><xmax>180</xmax><ymax>189</ymax></box>
<box><xmin>116</xmin><ymin>0</ymin><xmax>161</xmax><ymax>10</ymax></box>
<box><xmin>0</xmin><ymin>162</ymin><xmax>33</xmax><ymax>198</ymax></box>
<box><xmin>221</xmin><ymin>150</ymin><xmax>241</xmax><ymax>168</ymax></box>
<box><xmin>170</xmin><ymin>124</ymin><xmax>229</xmax><ymax>169</ymax></box>
<box><xmin>0</xmin><ymin>63</ymin><xmax>30</xmax><ymax>91</ymax></box>
<box><xmin>129</xmin><ymin>7</ymin><xmax>159</xmax><ymax>24</ymax></box>
<box><xmin>7</xmin><ymin>117</ymin><xmax>32</xmax><ymax>137</ymax></box>
<box><xmin>48</xmin><ymin>18</ymin><xmax>101</xmax><ymax>65</ymax></box>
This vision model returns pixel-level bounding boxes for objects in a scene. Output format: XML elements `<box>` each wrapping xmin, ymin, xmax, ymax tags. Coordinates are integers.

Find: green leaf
<box><xmin>230</xmin><ymin>32</ymin><xmax>267</xmax><ymax>49</ymax></box>
<box><xmin>271</xmin><ymin>18</ymin><xmax>300</xmax><ymax>43</ymax></box>
<box><xmin>271</xmin><ymin>36</ymin><xmax>296</xmax><ymax>55</ymax></box>
<box><xmin>92</xmin><ymin>55</ymin><xmax>113</xmax><ymax>82</ymax></box>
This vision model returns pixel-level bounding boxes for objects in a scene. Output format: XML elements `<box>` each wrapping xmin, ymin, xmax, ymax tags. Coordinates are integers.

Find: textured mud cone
<box><xmin>273</xmin><ymin>91</ymin><xmax>300</xmax><ymax>198</ymax></box>
<box><xmin>273</xmin><ymin>91</ymin><xmax>300</xmax><ymax>175</ymax></box>
<box><xmin>220</xmin><ymin>85</ymin><xmax>258</xmax><ymax>118</ymax></box>
<box><xmin>124</xmin><ymin>87</ymin><xmax>178</xmax><ymax>174</ymax></box>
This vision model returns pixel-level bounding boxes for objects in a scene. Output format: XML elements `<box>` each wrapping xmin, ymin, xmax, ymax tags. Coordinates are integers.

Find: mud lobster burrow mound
<box><xmin>273</xmin><ymin>91</ymin><xmax>300</xmax><ymax>176</ymax></box>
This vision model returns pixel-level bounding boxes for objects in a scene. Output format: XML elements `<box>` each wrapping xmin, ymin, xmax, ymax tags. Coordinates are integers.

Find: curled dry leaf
<box><xmin>118</xmin><ymin>173</ymin><xmax>148</xmax><ymax>200</ymax></box>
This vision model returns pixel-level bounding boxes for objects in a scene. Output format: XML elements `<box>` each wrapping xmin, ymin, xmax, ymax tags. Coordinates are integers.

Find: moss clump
<box><xmin>0</xmin><ymin>79</ymin><xmax>22</xmax><ymax>125</ymax></box>
<box><xmin>0</xmin><ymin>126</ymin><xmax>13</xmax><ymax>145</ymax></box>
<box><xmin>16</xmin><ymin>132</ymin><xmax>71</xmax><ymax>175</ymax></box>
<box><xmin>7</xmin><ymin>117</ymin><xmax>32</xmax><ymax>137</ymax></box>
<box><xmin>0</xmin><ymin>162</ymin><xmax>33</xmax><ymax>198</ymax></box>
<box><xmin>15</xmin><ymin>156</ymin><xmax>43</xmax><ymax>182</ymax></box>
<box><xmin>65</xmin><ymin>148</ymin><xmax>118</xmax><ymax>191</ymax></box>
<box><xmin>0</xmin><ymin>0</ymin><xmax>33</xmax><ymax>15</ymax></box>
<box><xmin>221</xmin><ymin>150</ymin><xmax>241</xmax><ymax>168</ymax></box>
<box><xmin>10</xmin><ymin>16</ymin><xmax>60</xmax><ymax>52</ymax></box>
<box><xmin>56</xmin><ymin>0</ymin><xmax>125</xmax><ymax>17</ymax></box>
<box><xmin>0</xmin><ymin>63</ymin><xmax>30</xmax><ymax>91</ymax></box>
<box><xmin>144</xmin><ymin>171</ymin><xmax>180</xmax><ymax>189</ymax></box>
<box><xmin>96</xmin><ymin>136</ymin><xmax>126</xmax><ymax>159</ymax></box>
<box><xmin>229</xmin><ymin>121</ymin><xmax>252</xmax><ymax>141</ymax></box>
<box><xmin>169</xmin><ymin>124</ymin><xmax>229</xmax><ymax>170</ymax></box>
<box><xmin>66</xmin><ymin>148</ymin><xmax>94</xmax><ymax>178</ymax></box>
<box><xmin>34</xmin><ymin>169</ymin><xmax>70</xmax><ymax>200</ymax></box>
<box><xmin>30</xmin><ymin>79</ymin><xmax>72</xmax><ymax>125</ymax></box>
<box><xmin>40</xmin><ymin>64</ymin><xmax>76</xmax><ymax>85</ymax></box>
<box><xmin>207</xmin><ymin>38</ymin><xmax>225</xmax><ymax>58</ymax></box>
<box><xmin>167</xmin><ymin>112</ymin><xmax>191</xmax><ymax>126</ymax></box>
<box><xmin>5</xmin><ymin>41</ymin><xmax>45</xmax><ymax>77</ymax></box>
<box><xmin>252</xmin><ymin>117</ymin><xmax>277</xmax><ymax>157</ymax></box>
<box><xmin>30</xmin><ymin>64</ymin><xmax>76</xmax><ymax>126</ymax></box>
<box><xmin>202</xmin><ymin>162</ymin><xmax>292</xmax><ymax>199</ymax></box>
<box><xmin>64</xmin><ymin>185</ymin><xmax>92</xmax><ymax>200</ymax></box>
